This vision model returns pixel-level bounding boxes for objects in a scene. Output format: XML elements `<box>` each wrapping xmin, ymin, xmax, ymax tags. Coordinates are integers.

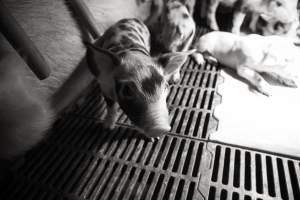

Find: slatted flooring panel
<box><xmin>0</xmin><ymin>43</ymin><xmax>220</xmax><ymax>199</ymax></box>
<box><xmin>1</xmin><ymin>25</ymin><xmax>300</xmax><ymax>200</ymax></box>
<box><xmin>0</xmin><ymin>116</ymin><xmax>206</xmax><ymax>200</ymax></box>
<box><xmin>199</xmin><ymin>143</ymin><xmax>300</xmax><ymax>200</ymax></box>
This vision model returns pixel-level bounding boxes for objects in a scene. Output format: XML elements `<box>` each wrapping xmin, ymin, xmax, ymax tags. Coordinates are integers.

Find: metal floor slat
<box><xmin>199</xmin><ymin>143</ymin><xmax>300</xmax><ymax>200</ymax></box>
<box><xmin>1</xmin><ymin>27</ymin><xmax>300</xmax><ymax>200</ymax></box>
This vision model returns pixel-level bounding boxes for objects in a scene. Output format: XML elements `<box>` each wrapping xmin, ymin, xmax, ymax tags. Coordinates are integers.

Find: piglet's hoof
<box><xmin>205</xmin><ymin>55</ymin><xmax>218</xmax><ymax>65</ymax></box>
<box><xmin>169</xmin><ymin>73</ymin><xmax>181</xmax><ymax>84</ymax></box>
<box><xmin>191</xmin><ymin>53</ymin><xmax>205</xmax><ymax>65</ymax></box>
<box><xmin>250</xmin><ymin>83</ymin><xmax>270</xmax><ymax>97</ymax></box>
<box><xmin>256</xmin><ymin>87</ymin><xmax>270</xmax><ymax>97</ymax></box>
<box><xmin>149</xmin><ymin>136</ymin><xmax>160</xmax><ymax>143</ymax></box>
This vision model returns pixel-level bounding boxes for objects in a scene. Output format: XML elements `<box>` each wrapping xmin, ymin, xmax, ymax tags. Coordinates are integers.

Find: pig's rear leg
<box><xmin>249</xmin><ymin>13</ymin><xmax>260</xmax><ymax>32</ymax></box>
<box><xmin>103</xmin><ymin>97</ymin><xmax>118</xmax><ymax>130</ymax></box>
<box><xmin>236</xmin><ymin>66</ymin><xmax>270</xmax><ymax>96</ymax></box>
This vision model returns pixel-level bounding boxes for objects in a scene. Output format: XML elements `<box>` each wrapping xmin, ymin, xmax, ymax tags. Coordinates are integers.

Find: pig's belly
<box><xmin>214</xmin><ymin>50</ymin><xmax>245</xmax><ymax>69</ymax></box>
<box><xmin>215</xmin><ymin>36</ymin><xmax>266</xmax><ymax>70</ymax></box>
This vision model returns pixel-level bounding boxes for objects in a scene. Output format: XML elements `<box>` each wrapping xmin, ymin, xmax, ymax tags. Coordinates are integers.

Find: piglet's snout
<box><xmin>147</xmin><ymin>125</ymin><xmax>171</xmax><ymax>138</ymax></box>
<box><xmin>145</xmin><ymin>98</ymin><xmax>171</xmax><ymax>137</ymax></box>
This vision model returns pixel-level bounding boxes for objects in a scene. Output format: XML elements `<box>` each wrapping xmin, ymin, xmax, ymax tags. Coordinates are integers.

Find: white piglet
<box><xmin>194</xmin><ymin>31</ymin><xmax>300</xmax><ymax>96</ymax></box>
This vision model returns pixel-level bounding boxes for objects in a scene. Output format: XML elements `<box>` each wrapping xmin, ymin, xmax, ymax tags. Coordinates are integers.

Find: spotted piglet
<box><xmin>86</xmin><ymin>18</ymin><xmax>194</xmax><ymax>139</ymax></box>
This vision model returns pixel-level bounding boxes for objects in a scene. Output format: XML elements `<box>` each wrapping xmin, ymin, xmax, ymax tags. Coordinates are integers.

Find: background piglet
<box><xmin>194</xmin><ymin>31</ymin><xmax>300</xmax><ymax>96</ymax></box>
<box><xmin>250</xmin><ymin>4</ymin><xmax>300</xmax><ymax>42</ymax></box>
<box><xmin>204</xmin><ymin>0</ymin><xmax>296</xmax><ymax>34</ymax></box>
<box><xmin>146</xmin><ymin>0</ymin><xmax>198</xmax><ymax>83</ymax></box>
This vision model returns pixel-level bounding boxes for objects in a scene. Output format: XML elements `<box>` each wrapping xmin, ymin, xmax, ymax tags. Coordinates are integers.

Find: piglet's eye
<box><xmin>276</xmin><ymin>1</ymin><xmax>282</xmax><ymax>6</ymax></box>
<box><xmin>182</xmin><ymin>13</ymin><xmax>189</xmax><ymax>19</ymax></box>
<box><xmin>117</xmin><ymin>81</ymin><xmax>137</xmax><ymax>100</ymax></box>
<box><xmin>122</xmin><ymin>84</ymin><xmax>134</xmax><ymax>98</ymax></box>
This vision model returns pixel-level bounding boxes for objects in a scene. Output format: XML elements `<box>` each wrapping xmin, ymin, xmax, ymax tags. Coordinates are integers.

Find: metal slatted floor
<box><xmin>199</xmin><ymin>143</ymin><xmax>300</xmax><ymax>200</ymax></box>
<box><xmin>0</xmin><ymin>28</ymin><xmax>300</xmax><ymax>200</ymax></box>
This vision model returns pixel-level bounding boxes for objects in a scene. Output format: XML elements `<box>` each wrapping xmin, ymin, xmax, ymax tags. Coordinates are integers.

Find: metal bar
<box><xmin>71</xmin><ymin>0</ymin><xmax>101</xmax><ymax>39</ymax></box>
<box><xmin>0</xmin><ymin>1</ymin><xmax>51</xmax><ymax>80</ymax></box>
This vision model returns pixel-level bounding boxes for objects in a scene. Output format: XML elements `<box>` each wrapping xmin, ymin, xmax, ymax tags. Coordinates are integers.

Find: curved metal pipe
<box><xmin>0</xmin><ymin>1</ymin><xmax>51</xmax><ymax>80</ymax></box>
<box><xmin>71</xmin><ymin>0</ymin><xmax>101</xmax><ymax>39</ymax></box>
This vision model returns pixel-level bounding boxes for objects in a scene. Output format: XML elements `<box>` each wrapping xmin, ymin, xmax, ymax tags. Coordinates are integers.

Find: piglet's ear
<box><xmin>85</xmin><ymin>41</ymin><xmax>120</xmax><ymax>77</ymax></box>
<box><xmin>157</xmin><ymin>49</ymin><xmax>196</xmax><ymax>76</ymax></box>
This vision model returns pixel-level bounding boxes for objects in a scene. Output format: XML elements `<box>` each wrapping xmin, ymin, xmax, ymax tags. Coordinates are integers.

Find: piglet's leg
<box><xmin>169</xmin><ymin>69</ymin><xmax>181</xmax><ymax>83</ymax></box>
<box><xmin>203</xmin><ymin>51</ymin><xmax>218</xmax><ymax>65</ymax></box>
<box><xmin>207</xmin><ymin>0</ymin><xmax>220</xmax><ymax>31</ymax></box>
<box><xmin>236</xmin><ymin>66</ymin><xmax>270</xmax><ymax>97</ymax></box>
<box><xmin>145</xmin><ymin>0</ymin><xmax>163</xmax><ymax>27</ymax></box>
<box><xmin>191</xmin><ymin>52</ymin><xmax>205</xmax><ymax>65</ymax></box>
<box><xmin>103</xmin><ymin>97</ymin><xmax>118</xmax><ymax>130</ymax></box>
<box><xmin>232</xmin><ymin>11</ymin><xmax>246</xmax><ymax>34</ymax></box>
<box><xmin>249</xmin><ymin>13</ymin><xmax>259</xmax><ymax>32</ymax></box>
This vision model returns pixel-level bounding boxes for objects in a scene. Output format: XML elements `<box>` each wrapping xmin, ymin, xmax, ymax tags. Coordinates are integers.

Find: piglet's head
<box><xmin>261</xmin><ymin>0</ymin><xmax>296</xmax><ymax>25</ymax></box>
<box><xmin>86</xmin><ymin>42</ymin><xmax>194</xmax><ymax>138</ymax></box>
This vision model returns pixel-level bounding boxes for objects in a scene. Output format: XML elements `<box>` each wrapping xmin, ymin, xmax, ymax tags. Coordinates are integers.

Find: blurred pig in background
<box><xmin>205</xmin><ymin>0</ymin><xmax>296</xmax><ymax>34</ymax></box>
<box><xmin>250</xmin><ymin>1</ymin><xmax>300</xmax><ymax>42</ymax></box>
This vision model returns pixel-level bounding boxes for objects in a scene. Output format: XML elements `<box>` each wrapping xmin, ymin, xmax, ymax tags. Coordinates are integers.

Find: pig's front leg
<box><xmin>103</xmin><ymin>97</ymin><xmax>118</xmax><ymax>130</ymax></box>
<box><xmin>207</xmin><ymin>0</ymin><xmax>220</xmax><ymax>31</ymax></box>
<box><xmin>202</xmin><ymin>51</ymin><xmax>218</xmax><ymax>65</ymax></box>
<box><xmin>249</xmin><ymin>13</ymin><xmax>259</xmax><ymax>32</ymax></box>
<box><xmin>236</xmin><ymin>66</ymin><xmax>270</xmax><ymax>96</ymax></box>
<box><xmin>169</xmin><ymin>69</ymin><xmax>181</xmax><ymax>83</ymax></box>
<box><xmin>191</xmin><ymin>52</ymin><xmax>205</xmax><ymax>65</ymax></box>
<box><xmin>232</xmin><ymin>11</ymin><xmax>246</xmax><ymax>34</ymax></box>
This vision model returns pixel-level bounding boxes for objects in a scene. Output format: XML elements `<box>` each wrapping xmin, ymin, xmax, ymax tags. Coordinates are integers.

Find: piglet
<box><xmin>146</xmin><ymin>0</ymin><xmax>197</xmax><ymax>83</ymax></box>
<box><xmin>193</xmin><ymin>31</ymin><xmax>299</xmax><ymax>96</ymax></box>
<box><xmin>206</xmin><ymin>0</ymin><xmax>294</xmax><ymax>34</ymax></box>
<box><xmin>86</xmin><ymin>18</ymin><xmax>195</xmax><ymax>138</ymax></box>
